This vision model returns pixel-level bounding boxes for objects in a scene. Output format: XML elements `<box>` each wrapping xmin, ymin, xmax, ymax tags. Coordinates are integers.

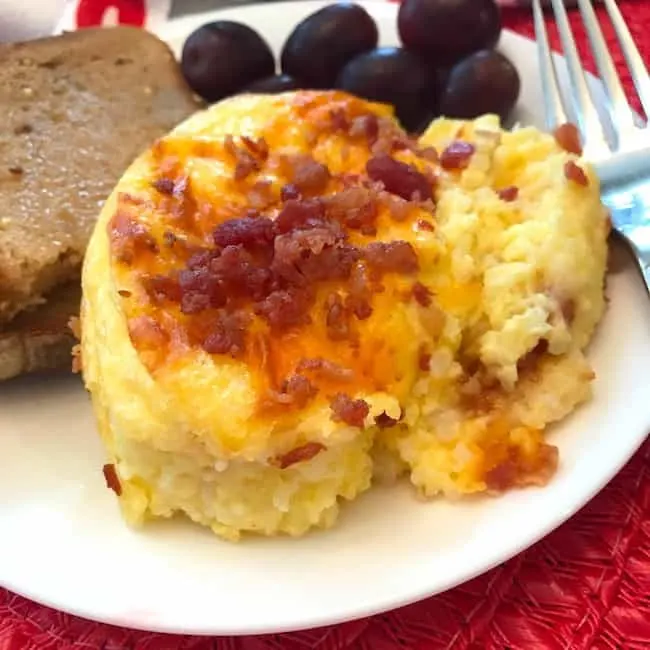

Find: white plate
<box><xmin>2</xmin><ymin>0</ymin><xmax>649</xmax><ymax>637</ymax></box>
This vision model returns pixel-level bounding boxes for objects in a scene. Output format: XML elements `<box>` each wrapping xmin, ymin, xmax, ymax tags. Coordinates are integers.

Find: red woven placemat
<box><xmin>2</xmin><ymin>2</ymin><xmax>649</xmax><ymax>648</ymax></box>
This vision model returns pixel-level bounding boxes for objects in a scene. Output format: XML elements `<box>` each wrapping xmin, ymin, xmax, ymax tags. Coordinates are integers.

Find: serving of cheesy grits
<box><xmin>79</xmin><ymin>90</ymin><xmax>609</xmax><ymax>541</ymax></box>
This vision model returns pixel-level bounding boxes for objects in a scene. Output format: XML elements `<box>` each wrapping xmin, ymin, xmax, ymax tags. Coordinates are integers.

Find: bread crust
<box><xmin>0</xmin><ymin>26</ymin><xmax>202</xmax><ymax>323</ymax></box>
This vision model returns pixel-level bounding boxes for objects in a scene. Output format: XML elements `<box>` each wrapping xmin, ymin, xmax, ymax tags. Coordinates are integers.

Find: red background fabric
<box><xmin>1</xmin><ymin>1</ymin><xmax>649</xmax><ymax>648</ymax></box>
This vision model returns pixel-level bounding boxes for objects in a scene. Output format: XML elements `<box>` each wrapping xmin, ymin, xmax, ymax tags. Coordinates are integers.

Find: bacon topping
<box><xmin>497</xmin><ymin>186</ymin><xmax>519</xmax><ymax>202</ymax></box>
<box><xmin>329</xmin><ymin>108</ymin><xmax>350</xmax><ymax>132</ymax></box>
<box><xmin>225</xmin><ymin>135</ymin><xmax>269</xmax><ymax>181</ymax></box>
<box><xmin>417</xmin><ymin>219</ymin><xmax>435</xmax><ymax>232</ymax></box>
<box><xmin>330</xmin><ymin>393</ymin><xmax>370</xmax><ymax>428</ymax></box>
<box><xmin>363</xmin><ymin>241</ymin><xmax>419</xmax><ymax>275</ymax></box>
<box><xmin>143</xmin><ymin>274</ymin><xmax>182</xmax><ymax>304</ymax></box>
<box><xmin>275</xmin><ymin>442</ymin><xmax>326</xmax><ymax>469</ymax></box>
<box><xmin>366</xmin><ymin>154</ymin><xmax>433</xmax><ymax>201</ymax></box>
<box><xmin>418</xmin><ymin>346</ymin><xmax>431</xmax><ymax>371</ymax></box>
<box><xmin>324</xmin><ymin>292</ymin><xmax>351</xmax><ymax>341</ymax></box>
<box><xmin>280</xmin><ymin>183</ymin><xmax>301</xmax><ymax>202</ymax></box>
<box><xmin>554</xmin><ymin>123</ymin><xmax>583</xmax><ymax>155</ymax></box>
<box><xmin>283</xmin><ymin>154</ymin><xmax>331</xmax><ymax>195</ymax></box>
<box><xmin>213</xmin><ymin>215</ymin><xmax>275</xmax><ymax>250</ymax></box>
<box><xmin>412</xmin><ymin>281</ymin><xmax>432</xmax><ymax>307</ymax></box>
<box><xmin>153</xmin><ymin>177</ymin><xmax>175</xmax><ymax>195</ymax></box>
<box><xmin>125</xmin><ymin>126</ymin><xmax>437</xmax><ymax>397</ymax></box>
<box><xmin>325</xmin><ymin>187</ymin><xmax>378</xmax><ymax>234</ymax></box>
<box><xmin>268</xmin><ymin>374</ymin><xmax>319</xmax><ymax>408</ymax></box>
<box><xmin>564</xmin><ymin>161</ymin><xmax>589</xmax><ymax>186</ymax></box>
<box><xmin>440</xmin><ymin>141</ymin><xmax>475</xmax><ymax>170</ymax></box>
<box><xmin>375</xmin><ymin>412</ymin><xmax>400</xmax><ymax>428</ymax></box>
<box><xmin>349</xmin><ymin>114</ymin><xmax>379</xmax><ymax>145</ymax></box>
<box><xmin>109</xmin><ymin>211</ymin><xmax>158</xmax><ymax>264</ymax></box>
<box><xmin>297</xmin><ymin>357</ymin><xmax>354</xmax><ymax>381</ymax></box>
<box><xmin>201</xmin><ymin>311</ymin><xmax>249</xmax><ymax>356</ymax></box>
<box><xmin>102</xmin><ymin>464</ymin><xmax>122</xmax><ymax>496</ymax></box>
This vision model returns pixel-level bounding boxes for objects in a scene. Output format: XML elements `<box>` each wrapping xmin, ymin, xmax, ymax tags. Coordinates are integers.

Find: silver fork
<box><xmin>533</xmin><ymin>0</ymin><xmax>650</xmax><ymax>293</ymax></box>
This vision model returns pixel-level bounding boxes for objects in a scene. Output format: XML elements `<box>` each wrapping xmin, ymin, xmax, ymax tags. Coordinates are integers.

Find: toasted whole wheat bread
<box><xmin>0</xmin><ymin>282</ymin><xmax>80</xmax><ymax>381</ymax></box>
<box><xmin>0</xmin><ymin>26</ymin><xmax>202</xmax><ymax>324</ymax></box>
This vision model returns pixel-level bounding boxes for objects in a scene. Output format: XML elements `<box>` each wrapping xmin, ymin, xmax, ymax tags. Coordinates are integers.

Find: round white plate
<box><xmin>2</xmin><ymin>0</ymin><xmax>649</xmax><ymax>637</ymax></box>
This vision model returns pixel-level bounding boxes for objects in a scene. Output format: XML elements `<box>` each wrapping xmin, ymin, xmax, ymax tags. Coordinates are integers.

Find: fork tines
<box><xmin>532</xmin><ymin>0</ymin><xmax>649</xmax><ymax>159</ymax></box>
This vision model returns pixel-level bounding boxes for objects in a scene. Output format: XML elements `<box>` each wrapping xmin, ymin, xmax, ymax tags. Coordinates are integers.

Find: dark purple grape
<box><xmin>281</xmin><ymin>3</ymin><xmax>378</xmax><ymax>88</ymax></box>
<box><xmin>440</xmin><ymin>50</ymin><xmax>520</xmax><ymax>121</ymax></box>
<box><xmin>336</xmin><ymin>47</ymin><xmax>437</xmax><ymax>133</ymax></box>
<box><xmin>181</xmin><ymin>21</ymin><xmax>275</xmax><ymax>102</ymax></box>
<box><xmin>244</xmin><ymin>74</ymin><xmax>302</xmax><ymax>94</ymax></box>
<box><xmin>398</xmin><ymin>0</ymin><xmax>501</xmax><ymax>66</ymax></box>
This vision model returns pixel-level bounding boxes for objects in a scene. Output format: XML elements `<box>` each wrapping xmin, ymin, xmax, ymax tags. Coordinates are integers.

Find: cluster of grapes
<box><xmin>180</xmin><ymin>0</ymin><xmax>520</xmax><ymax>133</ymax></box>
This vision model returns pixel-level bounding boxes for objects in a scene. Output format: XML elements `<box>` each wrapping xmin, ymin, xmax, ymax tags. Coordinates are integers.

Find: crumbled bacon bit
<box><xmin>330</xmin><ymin>108</ymin><xmax>350</xmax><ymax>132</ymax></box>
<box><xmin>363</xmin><ymin>241</ymin><xmax>419</xmax><ymax>275</ymax></box>
<box><xmin>349</xmin><ymin>114</ymin><xmax>379</xmax><ymax>145</ymax></box>
<box><xmin>412</xmin><ymin>281</ymin><xmax>432</xmax><ymax>307</ymax></box>
<box><xmin>484</xmin><ymin>454</ymin><xmax>518</xmax><ymax>491</ymax></box>
<box><xmin>213</xmin><ymin>215</ymin><xmax>275</xmax><ymax>250</ymax></box>
<box><xmin>440</xmin><ymin>141</ymin><xmax>475</xmax><ymax>170</ymax></box>
<box><xmin>240</xmin><ymin>135</ymin><xmax>269</xmax><ymax>160</ymax></box>
<box><xmin>554</xmin><ymin>123</ymin><xmax>583</xmax><ymax>155</ymax></box>
<box><xmin>381</xmin><ymin>193</ymin><xmax>411</xmax><ymax>223</ymax></box>
<box><xmin>418</xmin><ymin>345</ymin><xmax>431</xmax><ymax>371</ymax></box>
<box><xmin>270</xmin><ymin>374</ymin><xmax>319</xmax><ymax>408</ymax></box>
<box><xmin>366</xmin><ymin>154</ymin><xmax>433</xmax><ymax>201</ymax></box>
<box><xmin>297</xmin><ymin>357</ymin><xmax>354</xmax><ymax>381</ymax></box>
<box><xmin>234</xmin><ymin>158</ymin><xmax>259</xmax><ymax>181</ymax></box>
<box><xmin>163</xmin><ymin>231</ymin><xmax>177</xmax><ymax>247</ymax></box>
<box><xmin>485</xmin><ymin>444</ymin><xmax>559</xmax><ymax>491</ymax></box>
<box><xmin>225</xmin><ymin>135</ymin><xmax>268</xmax><ymax>181</ymax></box>
<box><xmin>102</xmin><ymin>463</ymin><xmax>122</xmax><ymax>496</ymax></box>
<box><xmin>256</xmin><ymin>288</ymin><xmax>314</xmax><ymax>331</ymax></box>
<box><xmin>275</xmin><ymin>442</ymin><xmax>326</xmax><ymax>469</ymax></box>
<box><xmin>375</xmin><ymin>412</ymin><xmax>400</xmax><ymax>428</ymax></box>
<box><xmin>109</xmin><ymin>211</ymin><xmax>158</xmax><ymax>264</ymax></box>
<box><xmin>201</xmin><ymin>310</ymin><xmax>249</xmax><ymax>357</ymax></box>
<box><xmin>118</xmin><ymin>289</ymin><xmax>131</xmax><ymax>298</ymax></box>
<box><xmin>345</xmin><ymin>263</ymin><xmax>373</xmax><ymax>321</ymax></box>
<box><xmin>417</xmin><ymin>219</ymin><xmax>434</xmax><ymax>232</ymax></box>
<box><xmin>128</xmin><ymin>315</ymin><xmax>168</xmax><ymax>349</ymax></box>
<box><xmin>330</xmin><ymin>393</ymin><xmax>370</xmax><ymax>428</ymax></box>
<box><xmin>275</xmin><ymin>198</ymin><xmax>327</xmax><ymax>234</ymax></box>
<box><xmin>325</xmin><ymin>187</ymin><xmax>378</xmax><ymax>234</ymax></box>
<box><xmin>564</xmin><ymin>160</ymin><xmax>589</xmax><ymax>186</ymax></box>
<box><xmin>153</xmin><ymin>177</ymin><xmax>175</xmax><ymax>195</ymax></box>
<box><xmin>324</xmin><ymin>292</ymin><xmax>351</xmax><ymax>341</ymax></box>
<box><xmin>497</xmin><ymin>186</ymin><xmax>519</xmax><ymax>202</ymax></box>
<box><xmin>281</xmin><ymin>183</ymin><xmax>301</xmax><ymax>202</ymax></box>
<box><xmin>285</xmin><ymin>154</ymin><xmax>331</xmax><ymax>195</ymax></box>
<box><xmin>143</xmin><ymin>274</ymin><xmax>182</xmax><ymax>303</ymax></box>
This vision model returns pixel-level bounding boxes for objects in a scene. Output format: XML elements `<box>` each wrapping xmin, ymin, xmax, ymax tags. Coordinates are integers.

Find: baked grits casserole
<box><xmin>79</xmin><ymin>91</ymin><xmax>609</xmax><ymax>540</ymax></box>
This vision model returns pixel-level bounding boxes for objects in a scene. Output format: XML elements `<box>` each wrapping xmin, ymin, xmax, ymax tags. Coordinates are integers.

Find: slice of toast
<box><xmin>0</xmin><ymin>26</ymin><xmax>203</xmax><ymax>324</ymax></box>
<box><xmin>0</xmin><ymin>282</ymin><xmax>79</xmax><ymax>381</ymax></box>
